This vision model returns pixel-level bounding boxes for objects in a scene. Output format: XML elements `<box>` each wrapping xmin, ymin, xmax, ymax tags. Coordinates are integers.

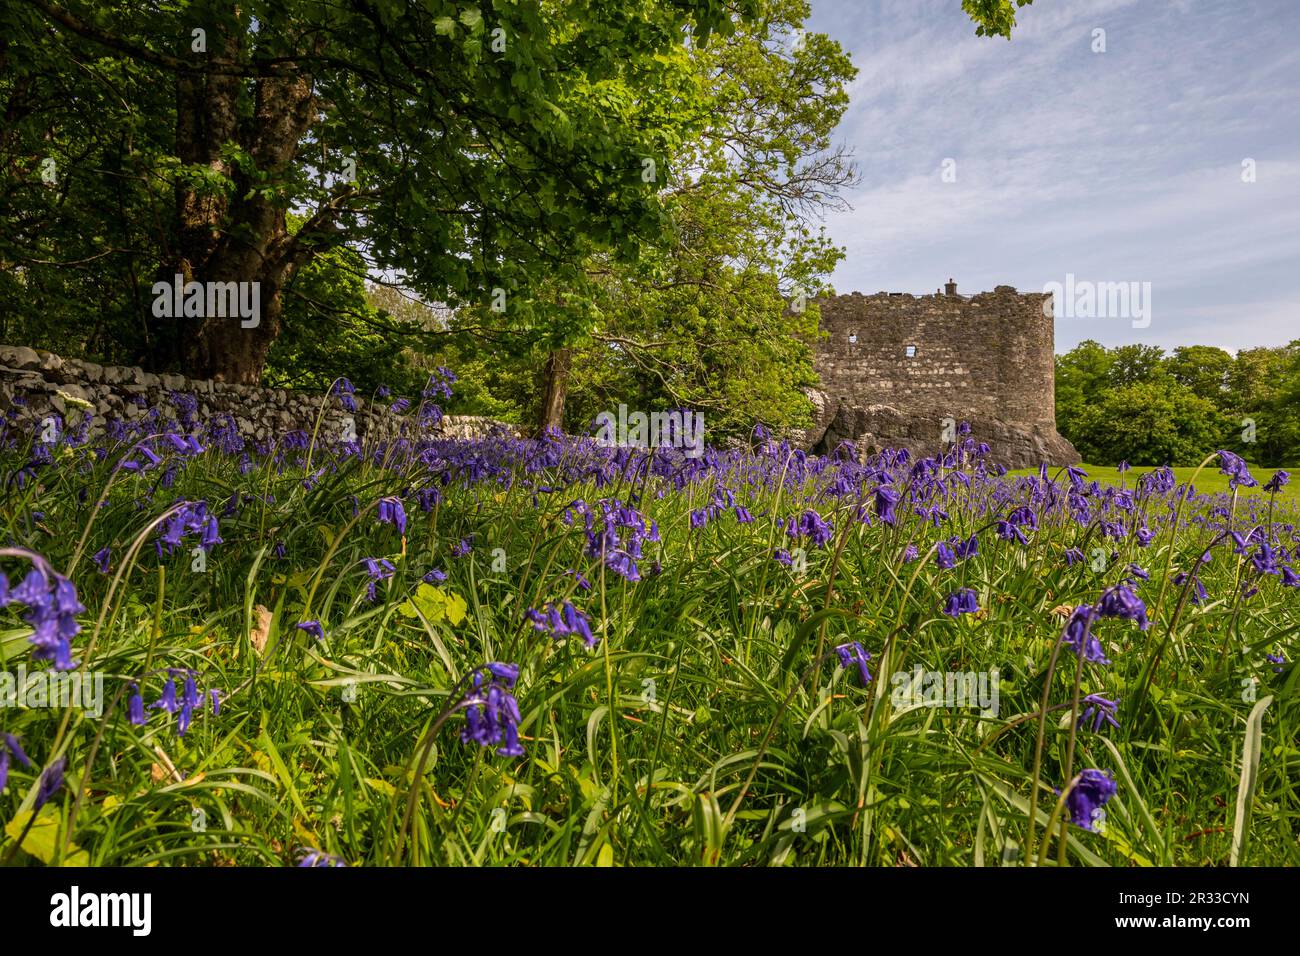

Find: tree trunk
<box><xmin>150</xmin><ymin>22</ymin><xmax>318</xmax><ymax>384</ymax></box>
<box><xmin>537</xmin><ymin>348</ymin><xmax>572</xmax><ymax>435</ymax></box>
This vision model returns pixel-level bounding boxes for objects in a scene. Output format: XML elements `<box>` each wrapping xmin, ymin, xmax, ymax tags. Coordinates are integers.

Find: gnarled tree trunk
<box><xmin>537</xmin><ymin>348</ymin><xmax>572</xmax><ymax>435</ymax></box>
<box><xmin>153</xmin><ymin>27</ymin><xmax>318</xmax><ymax>384</ymax></box>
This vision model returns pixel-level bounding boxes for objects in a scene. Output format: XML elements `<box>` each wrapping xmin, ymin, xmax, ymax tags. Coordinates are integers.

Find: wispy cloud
<box><xmin>807</xmin><ymin>0</ymin><xmax>1300</xmax><ymax>352</ymax></box>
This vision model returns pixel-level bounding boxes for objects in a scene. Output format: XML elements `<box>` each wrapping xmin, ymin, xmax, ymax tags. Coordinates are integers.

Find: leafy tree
<box><xmin>1069</xmin><ymin>379</ymin><xmax>1229</xmax><ymax>466</ymax></box>
<box><xmin>1166</xmin><ymin>345</ymin><xmax>1233</xmax><ymax>409</ymax></box>
<box><xmin>2</xmin><ymin>0</ymin><xmax>759</xmax><ymax>382</ymax></box>
<box><xmin>1056</xmin><ymin>339</ymin><xmax>1299</xmax><ymax>466</ymax></box>
<box><xmin>444</xmin><ymin>0</ymin><xmax>854</xmax><ymax>439</ymax></box>
<box><xmin>1107</xmin><ymin>344</ymin><xmax>1166</xmax><ymax>388</ymax></box>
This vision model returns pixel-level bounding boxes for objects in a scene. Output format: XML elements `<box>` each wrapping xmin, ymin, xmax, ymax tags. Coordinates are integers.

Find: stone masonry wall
<box><xmin>807</xmin><ymin>286</ymin><xmax>1080</xmax><ymax>467</ymax></box>
<box><xmin>0</xmin><ymin>344</ymin><xmax>515</xmax><ymax>444</ymax></box>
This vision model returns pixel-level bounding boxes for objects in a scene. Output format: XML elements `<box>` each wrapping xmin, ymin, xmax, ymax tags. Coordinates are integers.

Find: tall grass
<box><xmin>0</xmin><ymin>408</ymin><xmax>1296</xmax><ymax>866</ymax></box>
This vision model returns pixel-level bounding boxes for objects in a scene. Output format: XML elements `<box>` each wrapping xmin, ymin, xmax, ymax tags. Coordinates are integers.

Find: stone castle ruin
<box><xmin>804</xmin><ymin>281</ymin><xmax>1081</xmax><ymax>468</ymax></box>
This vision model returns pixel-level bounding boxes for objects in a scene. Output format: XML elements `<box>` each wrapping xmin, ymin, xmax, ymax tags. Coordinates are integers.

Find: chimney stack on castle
<box><xmin>944</xmin><ymin>278</ymin><xmax>958</xmax><ymax>296</ymax></box>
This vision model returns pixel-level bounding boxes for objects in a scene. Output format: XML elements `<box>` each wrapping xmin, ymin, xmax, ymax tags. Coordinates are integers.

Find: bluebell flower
<box><xmin>296</xmin><ymin>620</ymin><xmax>325</xmax><ymax>641</ymax></box>
<box><xmin>527</xmin><ymin>601</ymin><xmax>597</xmax><ymax>647</ymax></box>
<box><xmin>362</xmin><ymin>557</ymin><xmax>396</xmax><ymax>601</ymax></box>
<box><xmin>1217</xmin><ymin>450</ymin><xmax>1257</xmax><ymax>490</ymax></box>
<box><xmin>459</xmin><ymin>663</ymin><xmax>525</xmax><ymax>758</ymax></box>
<box><xmin>943</xmin><ymin>588</ymin><xmax>979</xmax><ymax>617</ymax></box>
<box><xmin>92</xmin><ymin>547</ymin><xmax>111</xmax><ymax>574</ymax></box>
<box><xmin>1264</xmin><ymin>470</ymin><xmax>1290</xmax><ymax>494</ymax></box>
<box><xmin>331</xmin><ymin>378</ymin><xmax>357</xmax><ymax>413</ymax></box>
<box><xmin>1173</xmin><ymin>572</ymin><xmax>1208</xmax><ymax>605</ymax></box>
<box><xmin>33</xmin><ymin>756</ymin><xmax>67</xmax><ymax>810</ymax></box>
<box><xmin>1251</xmin><ymin>544</ymin><xmax>1279</xmax><ymax>576</ymax></box>
<box><xmin>1064</xmin><ymin>769</ymin><xmax>1117</xmax><ymax>832</ymax></box>
<box><xmin>153</xmin><ymin>678</ymin><xmax>179</xmax><ymax>715</ymax></box>
<box><xmin>5</xmin><ymin>559</ymin><xmax>85</xmax><ymax>670</ymax></box>
<box><xmin>0</xmin><ymin>734</ymin><xmax>33</xmax><ymax>792</ymax></box>
<box><xmin>834</xmin><ymin>641</ymin><xmax>872</xmax><ymax>685</ymax></box>
<box><xmin>1078</xmin><ymin>693</ymin><xmax>1120</xmax><ymax>732</ymax></box>
<box><xmin>1097</xmin><ymin>584</ymin><xmax>1150</xmax><ymax>631</ymax></box>
<box><xmin>298</xmin><ymin>847</ymin><xmax>347</xmax><ymax>867</ymax></box>
<box><xmin>1063</xmin><ymin>605</ymin><xmax>1109</xmax><ymax>664</ymax></box>
<box><xmin>377</xmin><ymin>496</ymin><xmax>407</xmax><ymax>535</ymax></box>
<box><xmin>875</xmin><ymin>485</ymin><xmax>901</xmax><ymax>525</ymax></box>
<box><xmin>128</xmin><ymin>685</ymin><xmax>146</xmax><ymax>726</ymax></box>
<box><xmin>935</xmin><ymin>542</ymin><xmax>957</xmax><ymax>570</ymax></box>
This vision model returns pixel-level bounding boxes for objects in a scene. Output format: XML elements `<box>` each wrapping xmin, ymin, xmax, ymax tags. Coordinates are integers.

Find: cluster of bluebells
<box><xmin>156</xmin><ymin>499</ymin><xmax>222</xmax><ymax>556</ymax></box>
<box><xmin>1</xmin><ymin>553</ymin><xmax>85</xmax><ymax>670</ymax></box>
<box><xmin>566</xmin><ymin>498</ymin><xmax>660</xmax><ymax>583</ymax></box>
<box><xmin>527</xmin><ymin>601</ymin><xmax>597</xmax><ymax>648</ymax></box>
<box><xmin>376</xmin><ymin>496</ymin><xmax>408</xmax><ymax>535</ymax></box>
<box><xmin>690</xmin><ymin>485</ymin><xmax>754</xmax><ymax>529</ymax></box>
<box><xmin>786</xmin><ymin>508</ymin><xmax>834</xmax><ymax>548</ymax></box>
<box><xmin>297</xmin><ymin>847</ymin><xmax>347</xmax><ymax>867</ymax></box>
<box><xmin>459</xmin><ymin>662</ymin><xmax>524</xmax><ymax>758</ymax></box>
<box><xmin>1078</xmin><ymin>693</ymin><xmax>1120</xmax><ymax>733</ymax></box>
<box><xmin>943</xmin><ymin>588</ymin><xmax>979</xmax><ymax>617</ymax></box>
<box><xmin>128</xmin><ymin>669</ymin><xmax>222</xmax><ymax>737</ymax></box>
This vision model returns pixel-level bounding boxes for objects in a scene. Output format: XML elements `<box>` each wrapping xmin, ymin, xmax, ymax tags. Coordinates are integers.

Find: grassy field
<box><xmin>1</xmin><ymin>406</ymin><xmax>1298</xmax><ymax>867</ymax></box>
<box><xmin>1013</xmin><ymin>463</ymin><xmax>1300</xmax><ymax>504</ymax></box>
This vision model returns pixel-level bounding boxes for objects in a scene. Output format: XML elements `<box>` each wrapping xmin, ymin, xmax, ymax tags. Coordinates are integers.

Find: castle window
<box><xmin>848</xmin><ymin>332</ymin><xmax>857</xmax><ymax>344</ymax></box>
<box><xmin>905</xmin><ymin>345</ymin><xmax>917</xmax><ymax>358</ymax></box>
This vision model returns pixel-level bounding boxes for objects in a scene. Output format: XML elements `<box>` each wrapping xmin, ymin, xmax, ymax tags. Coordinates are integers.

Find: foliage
<box><xmin>1056</xmin><ymin>340</ymin><xmax>1300</xmax><ymax>466</ymax></box>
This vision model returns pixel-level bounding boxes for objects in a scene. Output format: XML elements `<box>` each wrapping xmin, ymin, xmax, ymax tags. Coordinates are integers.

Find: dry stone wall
<box><xmin>0</xmin><ymin>344</ymin><xmax>516</xmax><ymax>444</ymax></box>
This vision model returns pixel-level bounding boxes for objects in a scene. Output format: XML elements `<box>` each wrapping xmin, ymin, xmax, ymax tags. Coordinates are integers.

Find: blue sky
<box><xmin>804</xmin><ymin>0</ymin><xmax>1300</xmax><ymax>353</ymax></box>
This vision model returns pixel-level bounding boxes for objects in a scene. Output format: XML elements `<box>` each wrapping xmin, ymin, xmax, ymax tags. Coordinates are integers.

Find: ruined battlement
<box><xmin>806</xmin><ymin>282</ymin><xmax>1080</xmax><ymax>467</ymax></box>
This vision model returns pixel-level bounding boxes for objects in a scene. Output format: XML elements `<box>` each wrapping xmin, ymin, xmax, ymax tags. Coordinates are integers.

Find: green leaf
<box><xmin>4</xmin><ymin>808</ymin><xmax>91</xmax><ymax>866</ymax></box>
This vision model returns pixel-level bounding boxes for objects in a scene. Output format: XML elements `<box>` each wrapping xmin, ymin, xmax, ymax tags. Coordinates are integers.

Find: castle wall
<box><xmin>814</xmin><ymin>286</ymin><xmax>1057</xmax><ymax>429</ymax></box>
<box><xmin>810</xmin><ymin>285</ymin><xmax>1079</xmax><ymax>466</ymax></box>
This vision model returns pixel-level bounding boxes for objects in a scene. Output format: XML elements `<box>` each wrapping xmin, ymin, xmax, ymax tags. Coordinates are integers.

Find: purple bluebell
<box><xmin>943</xmin><ymin>588</ymin><xmax>979</xmax><ymax>617</ymax></box>
<box><xmin>1079</xmin><ymin>694</ymin><xmax>1120</xmax><ymax>732</ymax></box>
<box><xmin>834</xmin><ymin>641</ymin><xmax>872</xmax><ymax>685</ymax></box>
<box><xmin>1264</xmin><ymin>470</ymin><xmax>1290</xmax><ymax>494</ymax></box>
<box><xmin>1063</xmin><ymin>605</ymin><xmax>1109</xmax><ymax>664</ymax></box>
<box><xmin>1064</xmin><ymin>769</ymin><xmax>1117</xmax><ymax>832</ymax></box>
<box><xmin>377</xmin><ymin>496</ymin><xmax>408</xmax><ymax>535</ymax></box>
<box><xmin>1217</xmin><ymin>450</ymin><xmax>1257</xmax><ymax>490</ymax></box>
<box><xmin>33</xmin><ymin>756</ymin><xmax>67</xmax><ymax>810</ymax></box>
<box><xmin>1097</xmin><ymin>584</ymin><xmax>1150</xmax><ymax>631</ymax></box>
<box><xmin>459</xmin><ymin>662</ymin><xmax>525</xmax><ymax>758</ymax></box>
<box><xmin>0</xmin><ymin>734</ymin><xmax>33</xmax><ymax>792</ymax></box>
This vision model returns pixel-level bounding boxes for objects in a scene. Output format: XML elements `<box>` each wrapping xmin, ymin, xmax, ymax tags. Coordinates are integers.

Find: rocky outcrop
<box><xmin>809</xmin><ymin>396</ymin><xmax>1081</xmax><ymax>469</ymax></box>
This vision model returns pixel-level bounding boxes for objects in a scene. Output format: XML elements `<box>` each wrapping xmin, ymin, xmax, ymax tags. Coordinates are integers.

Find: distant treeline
<box><xmin>1055</xmin><ymin>340</ymin><xmax>1299</xmax><ymax>467</ymax></box>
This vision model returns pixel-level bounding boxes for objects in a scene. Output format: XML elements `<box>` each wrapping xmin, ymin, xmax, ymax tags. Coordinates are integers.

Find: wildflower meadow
<box><xmin>0</xmin><ymin>387</ymin><xmax>1295</xmax><ymax>869</ymax></box>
